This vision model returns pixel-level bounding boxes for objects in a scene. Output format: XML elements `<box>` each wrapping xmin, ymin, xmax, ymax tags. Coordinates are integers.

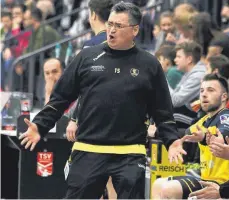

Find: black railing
<box><xmin>8</xmin><ymin>29</ymin><xmax>92</xmax><ymax>95</ymax></box>
<box><xmin>1</xmin><ymin>6</ymin><xmax>87</xmax><ymax>44</ymax></box>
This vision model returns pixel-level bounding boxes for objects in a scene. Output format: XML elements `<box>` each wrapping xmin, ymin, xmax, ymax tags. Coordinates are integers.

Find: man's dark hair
<box><xmin>1</xmin><ymin>10</ymin><xmax>12</xmax><ymax>19</ymax></box>
<box><xmin>31</xmin><ymin>7</ymin><xmax>43</xmax><ymax>22</ymax></box>
<box><xmin>208</xmin><ymin>54</ymin><xmax>229</xmax><ymax>79</ymax></box>
<box><xmin>155</xmin><ymin>45</ymin><xmax>176</xmax><ymax>65</ymax></box>
<box><xmin>159</xmin><ymin>11</ymin><xmax>173</xmax><ymax>23</ymax></box>
<box><xmin>12</xmin><ymin>4</ymin><xmax>26</xmax><ymax>12</ymax></box>
<box><xmin>202</xmin><ymin>74</ymin><xmax>229</xmax><ymax>94</ymax></box>
<box><xmin>111</xmin><ymin>1</ymin><xmax>142</xmax><ymax>25</ymax></box>
<box><xmin>88</xmin><ymin>0</ymin><xmax>114</xmax><ymax>22</ymax></box>
<box><xmin>175</xmin><ymin>41</ymin><xmax>202</xmax><ymax>64</ymax></box>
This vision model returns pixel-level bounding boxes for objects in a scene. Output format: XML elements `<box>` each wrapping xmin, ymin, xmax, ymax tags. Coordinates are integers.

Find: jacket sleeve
<box><xmin>170</xmin><ymin>71</ymin><xmax>203</xmax><ymax>107</ymax></box>
<box><xmin>32</xmin><ymin>52</ymin><xmax>83</xmax><ymax>137</ymax></box>
<box><xmin>148</xmin><ymin>59</ymin><xmax>181</xmax><ymax>149</ymax></box>
<box><xmin>219</xmin><ymin>180</ymin><xmax>229</xmax><ymax>198</ymax></box>
<box><xmin>71</xmin><ymin>101</ymin><xmax>80</xmax><ymax>122</ymax></box>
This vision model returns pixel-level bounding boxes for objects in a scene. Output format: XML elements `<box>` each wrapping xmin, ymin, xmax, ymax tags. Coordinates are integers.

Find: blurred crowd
<box><xmin>1</xmin><ymin>0</ymin><xmax>229</xmax><ymax>107</ymax></box>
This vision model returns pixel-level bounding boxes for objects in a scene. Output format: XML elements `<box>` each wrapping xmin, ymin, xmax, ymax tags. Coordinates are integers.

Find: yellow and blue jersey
<box><xmin>189</xmin><ymin>108</ymin><xmax>229</xmax><ymax>184</ymax></box>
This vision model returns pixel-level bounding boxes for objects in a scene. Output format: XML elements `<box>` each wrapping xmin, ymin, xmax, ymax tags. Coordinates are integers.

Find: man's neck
<box><xmin>93</xmin><ymin>22</ymin><xmax>106</xmax><ymax>35</ymax></box>
<box><xmin>185</xmin><ymin>63</ymin><xmax>195</xmax><ymax>73</ymax></box>
<box><xmin>33</xmin><ymin>22</ymin><xmax>41</xmax><ymax>31</ymax></box>
<box><xmin>208</xmin><ymin>105</ymin><xmax>226</xmax><ymax>117</ymax></box>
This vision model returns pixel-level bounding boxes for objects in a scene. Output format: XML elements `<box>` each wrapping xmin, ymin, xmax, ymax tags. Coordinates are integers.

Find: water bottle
<box><xmin>55</xmin><ymin>43</ymin><xmax>61</xmax><ymax>59</ymax></box>
<box><xmin>65</xmin><ymin>42</ymin><xmax>73</xmax><ymax>66</ymax></box>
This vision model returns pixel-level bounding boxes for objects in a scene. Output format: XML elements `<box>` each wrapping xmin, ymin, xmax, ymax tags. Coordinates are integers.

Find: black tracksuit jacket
<box><xmin>33</xmin><ymin>43</ymin><xmax>180</xmax><ymax>149</ymax></box>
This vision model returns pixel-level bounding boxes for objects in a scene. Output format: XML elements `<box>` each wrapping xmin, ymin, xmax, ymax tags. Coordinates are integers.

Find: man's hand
<box><xmin>209</xmin><ymin>135</ymin><xmax>229</xmax><ymax>160</ymax></box>
<box><xmin>189</xmin><ymin>181</ymin><xmax>221</xmax><ymax>199</ymax></box>
<box><xmin>147</xmin><ymin>124</ymin><xmax>157</xmax><ymax>137</ymax></box>
<box><xmin>168</xmin><ymin>139</ymin><xmax>187</xmax><ymax>164</ymax></box>
<box><xmin>209</xmin><ymin>128</ymin><xmax>225</xmax><ymax>144</ymax></box>
<box><xmin>45</xmin><ymin>78</ymin><xmax>56</xmax><ymax>103</ymax></box>
<box><xmin>66</xmin><ymin>120</ymin><xmax>78</xmax><ymax>142</ymax></box>
<box><xmin>182</xmin><ymin>125</ymin><xmax>205</xmax><ymax>143</ymax></box>
<box><xmin>165</xmin><ymin>33</ymin><xmax>177</xmax><ymax>43</ymax></box>
<box><xmin>19</xmin><ymin>118</ymin><xmax>41</xmax><ymax>151</ymax></box>
<box><xmin>45</xmin><ymin>78</ymin><xmax>56</xmax><ymax>95</ymax></box>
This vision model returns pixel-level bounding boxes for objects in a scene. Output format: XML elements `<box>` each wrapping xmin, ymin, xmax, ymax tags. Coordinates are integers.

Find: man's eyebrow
<box><xmin>201</xmin><ymin>86</ymin><xmax>216</xmax><ymax>90</ymax></box>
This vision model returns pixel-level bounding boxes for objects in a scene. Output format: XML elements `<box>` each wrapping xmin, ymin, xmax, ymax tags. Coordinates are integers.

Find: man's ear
<box><xmin>133</xmin><ymin>25</ymin><xmax>139</xmax><ymax>37</ymax></box>
<box><xmin>222</xmin><ymin>92</ymin><xmax>228</xmax><ymax>102</ymax></box>
<box><xmin>186</xmin><ymin>55</ymin><xmax>192</xmax><ymax>65</ymax></box>
<box><xmin>91</xmin><ymin>11</ymin><xmax>96</xmax><ymax>20</ymax></box>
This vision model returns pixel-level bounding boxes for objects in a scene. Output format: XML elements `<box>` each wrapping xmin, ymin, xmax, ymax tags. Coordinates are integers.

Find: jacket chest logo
<box><xmin>130</xmin><ymin>68</ymin><xmax>139</xmax><ymax>77</ymax></box>
<box><xmin>91</xmin><ymin>65</ymin><xmax>105</xmax><ymax>72</ymax></box>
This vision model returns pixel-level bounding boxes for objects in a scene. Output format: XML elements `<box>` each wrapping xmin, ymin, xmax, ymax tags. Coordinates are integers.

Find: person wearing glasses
<box><xmin>19</xmin><ymin>2</ymin><xmax>186</xmax><ymax>199</ymax></box>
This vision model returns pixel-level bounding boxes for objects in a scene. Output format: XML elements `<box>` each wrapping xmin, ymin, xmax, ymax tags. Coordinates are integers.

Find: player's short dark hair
<box><xmin>202</xmin><ymin>74</ymin><xmax>229</xmax><ymax>94</ymax></box>
<box><xmin>88</xmin><ymin>0</ymin><xmax>114</xmax><ymax>22</ymax></box>
<box><xmin>31</xmin><ymin>7</ymin><xmax>43</xmax><ymax>22</ymax></box>
<box><xmin>111</xmin><ymin>1</ymin><xmax>142</xmax><ymax>25</ymax></box>
<box><xmin>175</xmin><ymin>41</ymin><xmax>202</xmax><ymax>64</ymax></box>
<box><xmin>208</xmin><ymin>54</ymin><xmax>229</xmax><ymax>79</ymax></box>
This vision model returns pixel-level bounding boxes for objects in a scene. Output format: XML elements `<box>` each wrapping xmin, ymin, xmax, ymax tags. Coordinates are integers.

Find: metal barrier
<box><xmin>149</xmin><ymin>139</ymin><xmax>186</xmax><ymax>199</ymax></box>
<box><xmin>8</xmin><ymin>29</ymin><xmax>92</xmax><ymax>94</ymax></box>
<box><xmin>1</xmin><ymin>7</ymin><xmax>87</xmax><ymax>45</ymax></box>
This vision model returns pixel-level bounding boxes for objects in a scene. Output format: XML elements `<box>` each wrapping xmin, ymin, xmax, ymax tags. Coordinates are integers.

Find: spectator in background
<box><xmin>11</xmin><ymin>4</ymin><xmax>24</xmax><ymax>30</ymax></box>
<box><xmin>171</xmin><ymin>41</ymin><xmax>206</xmax><ymax>118</ymax></box>
<box><xmin>190</xmin><ymin>12</ymin><xmax>229</xmax><ymax>59</ymax></box>
<box><xmin>152</xmin><ymin>74</ymin><xmax>229</xmax><ymax>199</ymax></box>
<box><xmin>154</xmin><ymin>11</ymin><xmax>178</xmax><ymax>51</ymax></box>
<box><xmin>11</xmin><ymin>4</ymin><xmax>32</xmax><ymax>58</ymax></box>
<box><xmin>43</xmin><ymin>58</ymin><xmax>63</xmax><ymax>104</ymax></box>
<box><xmin>1</xmin><ymin>11</ymin><xmax>13</xmax><ymax>44</ymax></box>
<box><xmin>36</xmin><ymin>0</ymin><xmax>55</xmax><ymax>20</ymax></box>
<box><xmin>24</xmin><ymin>7</ymin><xmax>64</xmax><ymax>105</ymax></box>
<box><xmin>221</xmin><ymin>3</ymin><xmax>229</xmax><ymax>34</ymax></box>
<box><xmin>1</xmin><ymin>11</ymin><xmax>14</xmax><ymax>91</ymax></box>
<box><xmin>206</xmin><ymin>54</ymin><xmax>229</xmax><ymax>79</ymax></box>
<box><xmin>26</xmin><ymin>7</ymin><xmax>62</xmax><ymax>55</ymax></box>
<box><xmin>155</xmin><ymin>44</ymin><xmax>183</xmax><ymax>89</ymax></box>
<box><xmin>23</xmin><ymin>9</ymin><xmax>33</xmax><ymax>28</ymax></box>
<box><xmin>207</xmin><ymin>32</ymin><xmax>229</xmax><ymax>60</ymax></box>
<box><xmin>173</xmin><ymin>3</ymin><xmax>198</xmax><ymax>43</ymax></box>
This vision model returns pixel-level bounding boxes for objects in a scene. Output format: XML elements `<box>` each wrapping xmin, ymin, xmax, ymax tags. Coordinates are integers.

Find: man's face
<box><xmin>207</xmin><ymin>46</ymin><xmax>222</xmax><ymax>60</ymax></box>
<box><xmin>158</xmin><ymin>56</ymin><xmax>171</xmax><ymax>72</ymax></box>
<box><xmin>160</xmin><ymin>17</ymin><xmax>173</xmax><ymax>34</ymax></box>
<box><xmin>106</xmin><ymin>11</ymin><xmax>139</xmax><ymax>50</ymax></box>
<box><xmin>206</xmin><ymin>62</ymin><xmax>213</xmax><ymax>75</ymax></box>
<box><xmin>200</xmin><ymin>80</ymin><xmax>225</xmax><ymax>113</ymax></box>
<box><xmin>1</xmin><ymin>16</ymin><xmax>12</xmax><ymax>31</ymax></box>
<box><xmin>174</xmin><ymin>49</ymin><xmax>189</xmax><ymax>72</ymax></box>
<box><xmin>12</xmin><ymin>7</ymin><xmax>23</xmax><ymax>24</ymax></box>
<box><xmin>44</xmin><ymin>60</ymin><xmax>62</xmax><ymax>83</ymax></box>
<box><xmin>23</xmin><ymin>10</ymin><xmax>33</xmax><ymax>28</ymax></box>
